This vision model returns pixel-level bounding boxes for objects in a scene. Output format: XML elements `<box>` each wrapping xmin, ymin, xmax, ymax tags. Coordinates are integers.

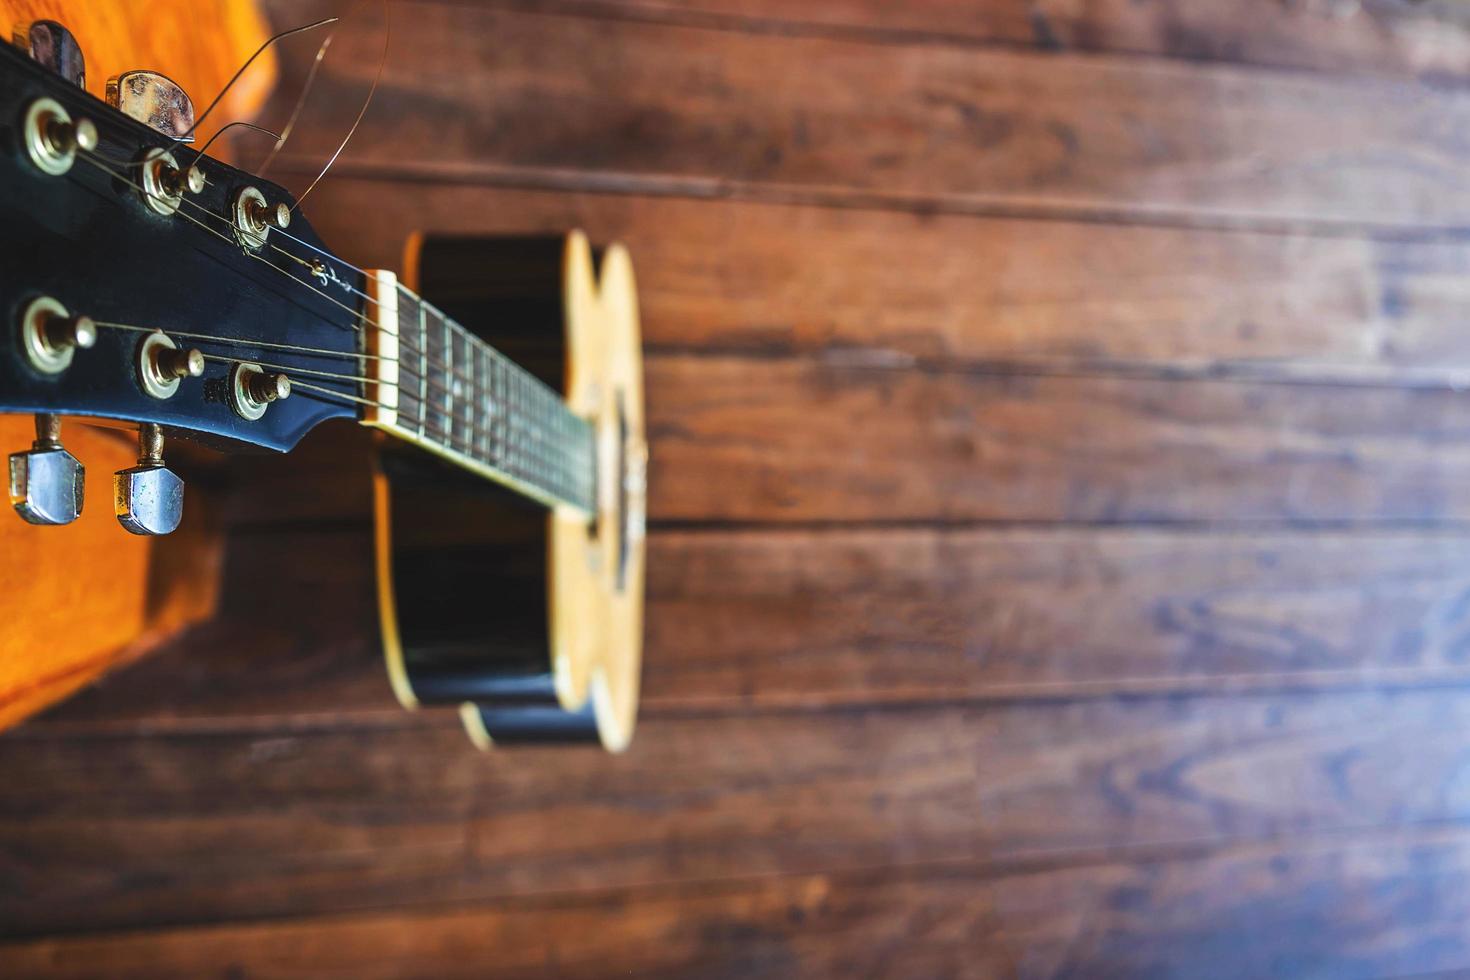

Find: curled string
<box><xmin>43</xmin><ymin>15</ymin><xmax>590</xmax><ymax>499</ymax></box>
<box><xmin>187</xmin><ymin>121</ymin><xmax>282</xmax><ymax>170</ymax></box>
<box><xmin>179</xmin><ymin>17</ymin><xmax>339</xmax><ymax>145</ymax></box>
<box><xmin>291</xmin><ymin>0</ymin><xmax>391</xmax><ymax>211</ymax></box>
<box><xmin>256</xmin><ymin>33</ymin><xmax>335</xmax><ymax>177</ymax></box>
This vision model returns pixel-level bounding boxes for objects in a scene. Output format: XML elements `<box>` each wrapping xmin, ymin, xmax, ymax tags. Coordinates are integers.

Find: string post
<box><xmin>230</xmin><ymin>362</ymin><xmax>290</xmax><ymax>420</ymax></box>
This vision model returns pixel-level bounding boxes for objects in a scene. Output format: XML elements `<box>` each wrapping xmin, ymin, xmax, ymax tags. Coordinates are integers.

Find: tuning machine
<box><xmin>8</xmin><ymin>414</ymin><xmax>84</xmax><ymax>526</ymax></box>
<box><xmin>114</xmin><ymin>423</ymin><xmax>182</xmax><ymax>536</ymax></box>
<box><xmin>233</xmin><ymin>187</ymin><xmax>290</xmax><ymax>249</ymax></box>
<box><xmin>21</xmin><ymin>97</ymin><xmax>97</xmax><ymax>177</ymax></box>
<box><xmin>229</xmin><ymin>362</ymin><xmax>291</xmax><ymax>420</ymax></box>
<box><xmin>106</xmin><ymin>70</ymin><xmax>194</xmax><ymax>141</ymax></box>
<box><xmin>136</xmin><ymin>331</ymin><xmax>203</xmax><ymax>399</ymax></box>
<box><xmin>19</xmin><ymin>296</ymin><xmax>95</xmax><ymax>375</ymax></box>
<box><xmin>12</xmin><ymin>21</ymin><xmax>85</xmax><ymax>88</ymax></box>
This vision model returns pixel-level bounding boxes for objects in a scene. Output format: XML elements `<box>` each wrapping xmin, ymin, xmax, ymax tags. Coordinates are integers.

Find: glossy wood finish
<box><xmin>0</xmin><ymin>0</ymin><xmax>274</xmax><ymax>160</ymax></box>
<box><xmin>0</xmin><ymin>0</ymin><xmax>268</xmax><ymax>732</ymax></box>
<box><xmin>379</xmin><ymin>235</ymin><xmax>601</xmax><ymax>744</ymax></box>
<box><xmin>13</xmin><ymin>0</ymin><xmax>1470</xmax><ymax>976</ymax></box>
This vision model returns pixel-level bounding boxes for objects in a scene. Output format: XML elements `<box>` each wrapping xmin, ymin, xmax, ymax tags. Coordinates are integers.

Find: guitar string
<box><xmin>82</xmin><ymin>152</ymin><xmax>505</xmax><ymax>400</ymax></box>
<box><xmin>185</xmin><ymin>122</ymin><xmax>283</xmax><ymax>170</ymax></box>
<box><xmin>178</xmin><ymin>18</ymin><xmax>341</xmax><ymax>146</ymax></box>
<box><xmin>29</xmin><ymin>11</ymin><xmax>395</xmax><ymax>341</ymax></box>
<box><xmin>29</xmin><ymin>22</ymin><xmax>589</xmax><ymax>494</ymax></box>
<box><xmin>288</xmin><ymin>376</ymin><xmax>583</xmax><ymax>486</ymax></box>
<box><xmin>92</xmin><ymin>318</ymin><xmax>581</xmax><ymax>479</ymax></box>
<box><xmin>78</xmin><ymin>141</ymin><xmax>568</xmax><ymax>420</ymax></box>
<box><xmin>92</xmin><ymin>316</ymin><xmax>581</xmax><ymax>466</ymax></box>
<box><xmin>75</xmin><ymin>148</ymin><xmax>401</xmax><ymax>346</ymax></box>
<box><xmin>255</xmin><ymin>33</ymin><xmax>335</xmax><ymax>177</ymax></box>
<box><xmin>198</xmin><ymin>352</ymin><xmax>375</xmax><ymax>385</ymax></box>
<box><xmin>69</xmin><ymin>143</ymin><xmax>587</xmax><ymax>476</ymax></box>
<box><xmin>90</xmin><ymin>320</ymin><xmax>414</xmax><ymax>371</ymax></box>
<box><xmin>262</xmin><ymin>224</ymin><xmax>572</xmax><ymax>420</ymax></box>
<box><xmin>89</xmin><ymin>316</ymin><xmax>588</xmax><ymax>472</ymax></box>
<box><xmin>292</xmin><ymin>0</ymin><xmax>389</xmax><ymax>213</ymax></box>
<box><xmin>86</xmin><ymin>18</ymin><xmax>339</xmax><ymax>175</ymax></box>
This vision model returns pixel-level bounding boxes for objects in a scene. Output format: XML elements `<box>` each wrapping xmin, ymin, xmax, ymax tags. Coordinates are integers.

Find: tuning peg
<box><xmin>106</xmin><ymin>70</ymin><xmax>194</xmax><ymax>141</ymax></box>
<box><xmin>114</xmin><ymin>424</ymin><xmax>182</xmax><ymax>536</ymax></box>
<box><xmin>20</xmin><ymin>296</ymin><xmax>95</xmax><ymax>374</ymax></box>
<box><xmin>136</xmin><ymin>331</ymin><xmax>203</xmax><ymax>400</ymax></box>
<box><xmin>12</xmin><ymin>21</ymin><xmax>85</xmax><ymax>88</ymax></box>
<box><xmin>9</xmin><ymin>414</ymin><xmax>84</xmax><ymax>526</ymax></box>
<box><xmin>233</xmin><ymin>187</ymin><xmax>290</xmax><ymax>249</ymax></box>
<box><xmin>229</xmin><ymin>362</ymin><xmax>291</xmax><ymax>420</ymax></box>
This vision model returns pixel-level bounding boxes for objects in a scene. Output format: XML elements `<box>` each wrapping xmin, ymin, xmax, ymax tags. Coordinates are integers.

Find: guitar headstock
<box><xmin>0</xmin><ymin>21</ymin><xmax>368</xmax><ymax>534</ymax></box>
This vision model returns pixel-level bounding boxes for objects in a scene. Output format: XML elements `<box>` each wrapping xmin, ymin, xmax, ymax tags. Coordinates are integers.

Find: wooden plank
<box><xmin>482</xmin><ymin>0</ymin><xmax>1470</xmax><ymax>79</ymax></box>
<box><xmin>225</xmin><ymin>353</ymin><xmax>1470</xmax><ymax>525</ymax></box>
<box><xmin>646</xmin><ymin>355</ymin><xmax>1470</xmax><ymax>523</ymax></box>
<box><xmin>33</xmin><ymin>524</ymin><xmax>1470</xmax><ymax>729</ymax></box>
<box><xmin>263</xmin><ymin>2</ymin><xmax>1470</xmax><ymax>228</ymax></box>
<box><xmin>5</xmin><ymin>688</ymin><xmax>1470</xmax><ymax>935</ymax></box>
<box><xmin>645</xmin><ymin>526</ymin><xmax>1470</xmax><ymax>704</ymax></box>
<box><xmin>8</xmin><ymin>826</ymin><xmax>1470</xmax><ymax>978</ymax></box>
<box><xmin>298</xmin><ymin>179</ymin><xmax>1470</xmax><ymax>380</ymax></box>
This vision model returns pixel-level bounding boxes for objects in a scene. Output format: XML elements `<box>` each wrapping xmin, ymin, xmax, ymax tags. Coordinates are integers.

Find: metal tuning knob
<box><xmin>12</xmin><ymin>21</ymin><xmax>85</xmax><ymax>88</ymax></box>
<box><xmin>106</xmin><ymin>70</ymin><xmax>194</xmax><ymax>141</ymax></box>
<box><xmin>114</xmin><ymin>423</ymin><xmax>183</xmax><ymax>536</ymax></box>
<box><xmin>9</xmin><ymin>414</ymin><xmax>84</xmax><ymax>526</ymax></box>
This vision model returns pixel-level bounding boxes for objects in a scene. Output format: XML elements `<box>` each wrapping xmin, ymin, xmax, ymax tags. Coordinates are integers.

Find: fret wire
<box><xmin>441</xmin><ymin>308</ymin><xmax>451</xmax><ymax>449</ymax></box>
<box><xmin>495</xmin><ymin>350</ymin><xmax>506</xmax><ymax>467</ymax></box>
<box><xmin>417</xmin><ymin>295</ymin><xmax>428</xmax><ymax>440</ymax></box>
<box><xmin>477</xmin><ymin>342</ymin><xmax>489</xmax><ymax>465</ymax></box>
<box><xmin>378</xmin><ymin>285</ymin><xmax>595</xmax><ymax>509</ymax></box>
<box><xmin>463</xmin><ymin>330</ymin><xmax>476</xmax><ymax>458</ymax></box>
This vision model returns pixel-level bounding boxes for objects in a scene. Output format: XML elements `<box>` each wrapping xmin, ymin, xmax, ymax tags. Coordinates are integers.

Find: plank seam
<box><xmin>410</xmin><ymin>0</ymin><xmax>1470</xmax><ymax>88</ymax></box>
<box><xmin>6</xmin><ymin>816</ymin><xmax>1470</xmax><ymax>943</ymax></box>
<box><xmin>266</xmin><ymin>157</ymin><xmax>1470</xmax><ymax>245</ymax></box>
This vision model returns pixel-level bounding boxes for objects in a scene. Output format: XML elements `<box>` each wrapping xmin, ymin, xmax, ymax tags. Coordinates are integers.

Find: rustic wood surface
<box><xmin>9</xmin><ymin>0</ymin><xmax>1470</xmax><ymax>976</ymax></box>
<box><xmin>0</xmin><ymin>0</ymin><xmax>266</xmax><ymax>734</ymax></box>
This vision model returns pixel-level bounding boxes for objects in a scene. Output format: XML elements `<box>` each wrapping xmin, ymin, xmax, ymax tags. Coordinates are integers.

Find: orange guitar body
<box><xmin>0</xmin><ymin>0</ymin><xmax>273</xmax><ymax>728</ymax></box>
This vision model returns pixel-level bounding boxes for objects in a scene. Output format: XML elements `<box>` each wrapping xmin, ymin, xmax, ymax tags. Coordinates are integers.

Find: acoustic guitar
<box><xmin>0</xmin><ymin>5</ymin><xmax>647</xmax><ymax>750</ymax></box>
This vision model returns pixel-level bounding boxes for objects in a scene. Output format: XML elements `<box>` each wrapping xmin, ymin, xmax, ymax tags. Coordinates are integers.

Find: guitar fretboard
<box><xmin>359</xmin><ymin>273</ymin><xmax>597</xmax><ymax>514</ymax></box>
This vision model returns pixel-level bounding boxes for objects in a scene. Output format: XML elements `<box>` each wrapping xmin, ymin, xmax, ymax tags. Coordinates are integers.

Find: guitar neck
<box><xmin>359</xmin><ymin>271</ymin><xmax>597</xmax><ymax>515</ymax></box>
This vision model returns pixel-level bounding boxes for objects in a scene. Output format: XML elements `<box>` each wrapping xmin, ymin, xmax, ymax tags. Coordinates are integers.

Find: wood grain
<box><xmin>8</xmin><ymin>826</ymin><xmax>1470</xmax><ymax>979</ymax></box>
<box><xmin>0</xmin><ymin>0</ymin><xmax>266</xmax><ymax>731</ymax></box>
<box><xmin>221</xmin><ymin>356</ymin><xmax>1470</xmax><ymax>528</ymax></box>
<box><xmin>6</xmin><ymin>688</ymin><xmax>1470</xmax><ymax>936</ymax></box>
<box><xmin>266</xmin><ymin>2</ymin><xmax>1470</xmax><ymax>228</ymax></box>
<box><xmin>489</xmin><ymin>0</ymin><xmax>1470</xmax><ymax>78</ymax></box>
<box><xmin>28</xmin><ymin>523</ymin><xmax>1470</xmax><ymax>731</ymax></box>
<box><xmin>1</xmin><ymin>0</ymin><xmax>275</xmax><ymax>159</ymax></box>
<box><xmin>298</xmin><ymin>179</ymin><xmax>1470</xmax><ymax>381</ymax></box>
<box><xmin>0</xmin><ymin>418</ymin><xmax>225</xmax><ymax>732</ymax></box>
<box><xmin>11</xmin><ymin>0</ymin><xmax>1470</xmax><ymax>973</ymax></box>
<box><xmin>646</xmin><ymin>356</ymin><xmax>1470</xmax><ymax>524</ymax></box>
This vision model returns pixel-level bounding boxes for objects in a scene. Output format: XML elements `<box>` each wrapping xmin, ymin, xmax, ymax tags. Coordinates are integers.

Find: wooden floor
<box><xmin>12</xmin><ymin>0</ymin><xmax>1470</xmax><ymax>975</ymax></box>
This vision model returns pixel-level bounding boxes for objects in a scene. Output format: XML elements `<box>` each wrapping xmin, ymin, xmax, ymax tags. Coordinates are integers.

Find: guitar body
<box><xmin>0</xmin><ymin>0</ymin><xmax>271</xmax><ymax>729</ymax></box>
<box><xmin>379</xmin><ymin>233</ymin><xmax>647</xmax><ymax>751</ymax></box>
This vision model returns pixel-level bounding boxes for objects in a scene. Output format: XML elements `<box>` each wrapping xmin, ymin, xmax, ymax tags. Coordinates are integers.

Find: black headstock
<box><xmin>0</xmin><ymin>33</ymin><xmax>367</xmax><ymax>461</ymax></box>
